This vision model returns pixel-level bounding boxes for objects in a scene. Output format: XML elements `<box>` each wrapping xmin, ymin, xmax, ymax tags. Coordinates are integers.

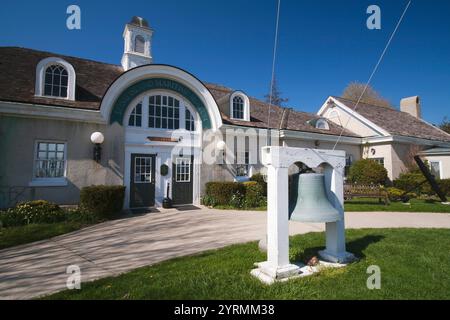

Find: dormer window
<box><xmin>35</xmin><ymin>57</ymin><xmax>76</xmax><ymax>100</ymax></box>
<box><xmin>308</xmin><ymin>118</ymin><xmax>330</xmax><ymax>130</ymax></box>
<box><xmin>232</xmin><ymin>96</ymin><xmax>244</xmax><ymax>119</ymax></box>
<box><xmin>230</xmin><ymin>91</ymin><xmax>250</xmax><ymax>121</ymax></box>
<box><xmin>134</xmin><ymin>35</ymin><xmax>145</xmax><ymax>54</ymax></box>
<box><xmin>44</xmin><ymin>65</ymin><xmax>68</xmax><ymax>98</ymax></box>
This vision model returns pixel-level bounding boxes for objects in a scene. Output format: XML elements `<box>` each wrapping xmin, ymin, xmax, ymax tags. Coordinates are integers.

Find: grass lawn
<box><xmin>212</xmin><ymin>198</ymin><xmax>450</xmax><ymax>213</ymax></box>
<box><xmin>0</xmin><ymin>221</ymin><xmax>95</xmax><ymax>250</ymax></box>
<box><xmin>45</xmin><ymin>228</ymin><xmax>450</xmax><ymax>300</ymax></box>
<box><xmin>345</xmin><ymin>198</ymin><xmax>450</xmax><ymax>213</ymax></box>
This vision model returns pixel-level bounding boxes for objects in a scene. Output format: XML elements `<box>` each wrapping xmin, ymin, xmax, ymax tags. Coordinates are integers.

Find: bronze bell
<box><xmin>290</xmin><ymin>173</ymin><xmax>341</xmax><ymax>223</ymax></box>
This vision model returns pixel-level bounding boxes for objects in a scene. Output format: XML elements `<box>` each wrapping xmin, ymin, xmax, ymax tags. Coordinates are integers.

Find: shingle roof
<box><xmin>0</xmin><ymin>47</ymin><xmax>123</xmax><ymax>110</ymax></box>
<box><xmin>332</xmin><ymin>96</ymin><xmax>450</xmax><ymax>143</ymax></box>
<box><xmin>0</xmin><ymin>47</ymin><xmax>357</xmax><ymax>137</ymax></box>
<box><xmin>206</xmin><ymin>83</ymin><xmax>359</xmax><ymax>137</ymax></box>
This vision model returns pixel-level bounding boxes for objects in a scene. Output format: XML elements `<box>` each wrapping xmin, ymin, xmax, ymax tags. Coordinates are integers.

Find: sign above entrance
<box><xmin>109</xmin><ymin>78</ymin><xmax>212</xmax><ymax>129</ymax></box>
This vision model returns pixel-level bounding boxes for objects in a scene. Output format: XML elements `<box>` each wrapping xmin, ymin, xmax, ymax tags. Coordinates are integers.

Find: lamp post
<box><xmin>90</xmin><ymin>132</ymin><xmax>104</xmax><ymax>163</ymax></box>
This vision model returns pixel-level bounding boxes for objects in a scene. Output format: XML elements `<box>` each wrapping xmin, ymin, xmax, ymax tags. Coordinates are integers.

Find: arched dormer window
<box><xmin>232</xmin><ymin>96</ymin><xmax>244</xmax><ymax>119</ymax></box>
<box><xmin>308</xmin><ymin>118</ymin><xmax>330</xmax><ymax>130</ymax></box>
<box><xmin>35</xmin><ymin>57</ymin><xmax>76</xmax><ymax>100</ymax></box>
<box><xmin>44</xmin><ymin>65</ymin><xmax>68</xmax><ymax>98</ymax></box>
<box><xmin>230</xmin><ymin>92</ymin><xmax>250</xmax><ymax>121</ymax></box>
<box><xmin>134</xmin><ymin>35</ymin><xmax>146</xmax><ymax>54</ymax></box>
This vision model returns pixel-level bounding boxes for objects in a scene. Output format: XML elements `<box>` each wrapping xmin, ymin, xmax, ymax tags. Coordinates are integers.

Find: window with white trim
<box><xmin>371</xmin><ymin>158</ymin><xmax>385</xmax><ymax>167</ymax></box>
<box><xmin>128</xmin><ymin>102</ymin><xmax>142</xmax><ymax>127</ymax></box>
<box><xmin>176</xmin><ymin>158</ymin><xmax>191</xmax><ymax>182</ymax></box>
<box><xmin>430</xmin><ymin>161</ymin><xmax>442</xmax><ymax>179</ymax></box>
<box><xmin>232</xmin><ymin>96</ymin><xmax>244</xmax><ymax>119</ymax></box>
<box><xmin>34</xmin><ymin>142</ymin><xmax>66</xmax><ymax>178</ymax></box>
<box><xmin>35</xmin><ymin>57</ymin><xmax>76</xmax><ymax>100</ymax></box>
<box><xmin>345</xmin><ymin>155</ymin><xmax>353</xmax><ymax>177</ymax></box>
<box><xmin>185</xmin><ymin>108</ymin><xmax>195</xmax><ymax>131</ymax></box>
<box><xmin>315</xmin><ymin>118</ymin><xmax>330</xmax><ymax>130</ymax></box>
<box><xmin>134</xmin><ymin>156</ymin><xmax>152</xmax><ymax>183</ymax></box>
<box><xmin>148</xmin><ymin>95</ymin><xmax>180</xmax><ymax>129</ymax></box>
<box><xmin>44</xmin><ymin>65</ymin><xmax>68</xmax><ymax>98</ymax></box>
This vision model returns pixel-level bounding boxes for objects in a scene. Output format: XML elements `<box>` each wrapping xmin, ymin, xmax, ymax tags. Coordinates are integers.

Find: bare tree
<box><xmin>440</xmin><ymin>116</ymin><xmax>450</xmax><ymax>134</ymax></box>
<box><xmin>403</xmin><ymin>144</ymin><xmax>424</xmax><ymax>172</ymax></box>
<box><xmin>342</xmin><ymin>82</ymin><xmax>392</xmax><ymax>108</ymax></box>
<box><xmin>264</xmin><ymin>76</ymin><xmax>289</xmax><ymax>107</ymax></box>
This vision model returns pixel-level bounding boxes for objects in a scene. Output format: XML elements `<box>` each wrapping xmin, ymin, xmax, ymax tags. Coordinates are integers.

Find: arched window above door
<box><xmin>126</xmin><ymin>92</ymin><xmax>198</xmax><ymax>132</ymax></box>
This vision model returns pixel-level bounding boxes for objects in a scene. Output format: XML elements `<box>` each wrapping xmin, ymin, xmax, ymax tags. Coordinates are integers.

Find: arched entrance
<box><xmin>100</xmin><ymin>65</ymin><xmax>222</xmax><ymax>208</ymax></box>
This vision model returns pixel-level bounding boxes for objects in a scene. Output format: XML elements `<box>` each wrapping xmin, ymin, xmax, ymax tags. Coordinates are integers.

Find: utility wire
<box><xmin>267</xmin><ymin>0</ymin><xmax>281</xmax><ymax>146</ymax></box>
<box><xmin>332</xmin><ymin>0</ymin><xmax>412</xmax><ymax>150</ymax></box>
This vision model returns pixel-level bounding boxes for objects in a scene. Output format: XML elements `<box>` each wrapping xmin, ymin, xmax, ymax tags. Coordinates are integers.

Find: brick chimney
<box><xmin>400</xmin><ymin>96</ymin><xmax>421</xmax><ymax>119</ymax></box>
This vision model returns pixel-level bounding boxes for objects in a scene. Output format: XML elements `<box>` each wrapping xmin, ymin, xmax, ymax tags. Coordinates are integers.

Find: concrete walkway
<box><xmin>1</xmin><ymin>207</ymin><xmax>449</xmax><ymax>299</ymax></box>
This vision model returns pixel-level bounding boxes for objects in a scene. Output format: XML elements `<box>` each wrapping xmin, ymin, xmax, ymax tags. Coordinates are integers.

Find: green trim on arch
<box><xmin>109</xmin><ymin>78</ymin><xmax>212</xmax><ymax>128</ymax></box>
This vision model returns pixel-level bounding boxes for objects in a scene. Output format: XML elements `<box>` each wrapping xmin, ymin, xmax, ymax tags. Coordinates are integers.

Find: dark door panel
<box><xmin>172</xmin><ymin>156</ymin><xmax>194</xmax><ymax>205</ymax></box>
<box><xmin>130</xmin><ymin>153</ymin><xmax>156</xmax><ymax>208</ymax></box>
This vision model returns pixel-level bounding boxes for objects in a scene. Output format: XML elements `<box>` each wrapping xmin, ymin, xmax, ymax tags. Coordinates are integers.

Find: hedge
<box><xmin>249</xmin><ymin>173</ymin><xmax>267</xmax><ymax>196</ymax></box>
<box><xmin>203</xmin><ymin>181</ymin><xmax>266</xmax><ymax>209</ymax></box>
<box><xmin>80</xmin><ymin>185</ymin><xmax>126</xmax><ymax>219</ymax></box>
<box><xmin>0</xmin><ymin>200</ymin><xmax>66</xmax><ymax>227</ymax></box>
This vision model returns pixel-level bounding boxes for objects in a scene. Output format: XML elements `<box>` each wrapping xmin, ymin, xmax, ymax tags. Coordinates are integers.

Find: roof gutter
<box><xmin>0</xmin><ymin>100</ymin><xmax>106</xmax><ymax>124</ymax></box>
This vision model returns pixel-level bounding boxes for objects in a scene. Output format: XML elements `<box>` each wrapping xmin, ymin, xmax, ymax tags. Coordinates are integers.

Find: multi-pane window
<box><xmin>371</xmin><ymin>158</ymin><xmax>385</xmax><ymax>167</ymax></box>
<box><xmin>135</xmin><ymin>35</ymin><xmax>145</xmax><ymax>54</ymax></box>
<box><xmin>134</xmin><ymin>157</ymin><xmax>152</xmax><ymax>183</ymax></box>
<box><xmin>176</xmin><ymin>158</ymin><xmax>191</xmax><ymax>182</ymax></box>
<box><xmin>44</xmin><ymin>65</ymin><xmax>68</xmax><ymax>98</ymax></box>
<box><xmin>35</xmin><ymin>142</ymin><xmax>66</xmax><ymax>178</ymax></box>
<box><xmin>128</xmin><ymin>102</ymin><xmax>142</xmax><ymax>127</ymax></box>
<box><xmin>149</xmin><ymin>95</ymin><xmax>180</xmax><ymax>129</ymax></box>
<box><xmin>185</xmin><ymin>109</ymin><xmax>195</xmax><ymax>131</ymax></box>
<box><xmin>232</xmin><ymin>96</ymin><xmax>244</xmax><ymax>119</ymax></box>
<box><xmin>430</xmin><ymin>161</ymin><xmax>442</xmax><ymax>179</ymax></box>
<box><xmin>235</xmin><ymin>151</ymin><xmax>249</xmax><ymax>177</ymax></box>
<box><xmin>345</xmin><ymin>155</ymin><xmax>353</xmax><ymax>177</ymax></box>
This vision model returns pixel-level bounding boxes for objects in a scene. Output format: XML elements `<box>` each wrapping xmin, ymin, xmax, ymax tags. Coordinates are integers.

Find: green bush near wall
<box><xmin>249</xmin><ymin>173</ymin><xmax>267</xmax><ymax>196</ymax></box>
<box><xmin>203</xmin><ymin>181</ymin><xmax>266</xmax><ymax>209</ymax></box>
<box><xmin>348</xmin><ymin>159</ymin><xmax>389</xmax><ymax>185</ymax></box>
<box><xmin>80</xmin><ymin>185</ymin><xmax>126</xmax><ymax>219</ymax></box>
<box><xmin>0</xmin><ymin>200</ymin><xmax>66</xmax><ymax>227</ymax></box>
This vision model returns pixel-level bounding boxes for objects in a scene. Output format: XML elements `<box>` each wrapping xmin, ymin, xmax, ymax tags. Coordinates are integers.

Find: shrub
<box><xmin>348</xmin><ymin>159</ymin><xmax>388</xmax><ymax>185</ymax></box>
<box><xmin>243</xmin><ymin>181</ymin><xmax>266</xmax><ymax>208</ymax></box>
<box><xmin>385</xmin><ymin>187</ymin><xmax>417</xmax><ymax>201</ymax></box>
<box><xmin>0</xmin><ymin>200</ymin><xmax>65</xmax><ymax>227</ymax></box>
<box><xmin>79</xmin><ymin>185</ymin><xmax>125</xmax><ymax>219</ymax></box>
<box><xmin>422</xmin><ymin>178</ymin><xmax>450</xmax><ymax>197</ymax></box>
<box><xmin>250</xmin><ymin>173</ymin><xmax>267</xmax><ymax>196</ymax></box>
<box><xmin>65</xmin><ymin>207</ymin><xmax>99</xmax><ymax>224</ymax></box>
<box><xmin>393</xmin><ymin>171</ymin><xmax>425</xmax><ymax>193</ymax></box>
<box><xmin>394</xmin><ymin>171</ymin><xmax>450</xmax><ymax>197</ymax></box>
<box><xmin>204</xmin><ymin>182</ymin><xmax>245</xmax><ymax>206</ymax></box>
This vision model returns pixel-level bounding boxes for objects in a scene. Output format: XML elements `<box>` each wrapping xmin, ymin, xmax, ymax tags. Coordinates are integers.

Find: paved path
<box><xmin>1</xmin><ymin>208</ymin><xmax>449</xmax><ymax>299</ymax></box>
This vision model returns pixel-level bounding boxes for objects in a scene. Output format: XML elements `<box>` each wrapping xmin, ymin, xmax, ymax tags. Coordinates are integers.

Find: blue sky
<box><xmin>1</xmin><ymin>0</ymin><xmax>449</xmax><ymax>124</ymax></box>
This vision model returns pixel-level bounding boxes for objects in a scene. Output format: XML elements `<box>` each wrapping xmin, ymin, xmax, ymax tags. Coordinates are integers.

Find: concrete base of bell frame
<box><xmin>318</xmin><ymin>249</ymin><xmax>357</xmax><ymax>264</ymax></box>
<box><xmin>250</xmin><ymin>258</ymin><xmax>354</xmax><ymax>285</ymax></box>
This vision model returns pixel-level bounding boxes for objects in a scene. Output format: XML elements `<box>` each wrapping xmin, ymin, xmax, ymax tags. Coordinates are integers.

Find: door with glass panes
<box><xmin>130</xmin><ymin>154</ymin><xmax>156</xmax><ymax>208</ymax></box>
<box><xmin>172</xmin><ymin>156</ymin><xmax>194</xmax><ymax>205</ymax></box>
